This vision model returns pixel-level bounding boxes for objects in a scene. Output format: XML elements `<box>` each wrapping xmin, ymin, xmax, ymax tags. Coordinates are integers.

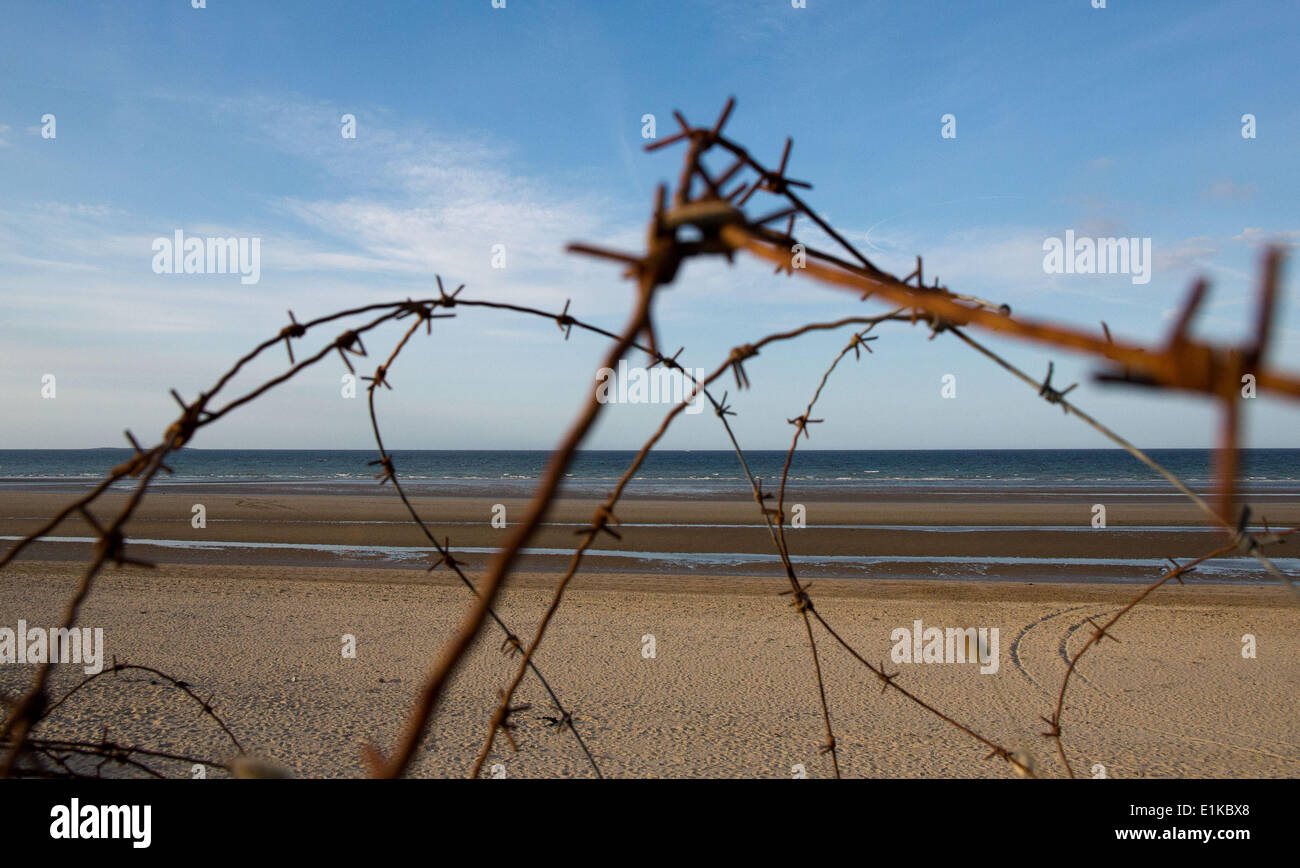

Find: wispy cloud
<box><xmin>219</xmin><ymin>93</ymin><xmax>643</xmax><ymax>310</ymax></box>
<box><xmin>1154</xmin><ymin>236</ymin><xmax>1218</xmax><ymax>273</ymax></box>
<box><xmin>1202</xmin><ymin>181</ymin><xmax>1257</xmax><ymax>202</ymax></box>
<box><xmin>0</xmin><ymin>93</ymin><xmax>656</xmax><ymax>335</ymax></box>
<box><xmin>1233</xmin><ymin>227</ymin><xmax>1300</xmax><ymax>249</ymax></box>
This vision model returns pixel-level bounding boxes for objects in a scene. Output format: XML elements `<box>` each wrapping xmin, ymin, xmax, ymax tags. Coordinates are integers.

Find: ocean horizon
<box><xmin>2</xmin><ymin>448</ymin><xmax>1297</xmax><ymax>497</ymax></box>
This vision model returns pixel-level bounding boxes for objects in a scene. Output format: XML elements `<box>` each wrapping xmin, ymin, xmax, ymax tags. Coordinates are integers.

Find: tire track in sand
<box><xmin>1010</xmin><ymin>604</ymin><xmax>1096</xmax><ymax>695</ymax></box>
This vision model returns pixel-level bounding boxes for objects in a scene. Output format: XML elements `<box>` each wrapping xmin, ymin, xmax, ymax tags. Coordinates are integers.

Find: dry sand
<box><xmin>1</xmin><ymin>558</ymin><xmax>1296</xmax><ymax>779</ymax></box>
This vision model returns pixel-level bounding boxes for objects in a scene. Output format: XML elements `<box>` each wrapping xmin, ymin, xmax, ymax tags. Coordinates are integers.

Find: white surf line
<box><xmin>4</xmin><ymin>535</ymin><xmax>1294</xmax><ymax>578</ymax></box>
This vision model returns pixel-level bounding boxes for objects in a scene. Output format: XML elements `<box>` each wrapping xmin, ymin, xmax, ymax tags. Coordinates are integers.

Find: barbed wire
<box><xmin>0</xmin><ymin>294</ymin><xmax>609</xmax><ymax>777</ymax></box>
<box><xmin>3</xmin><ymin>660</ymin><xmax>238</xmax><ymax>779</ymax></box>
<box><xmin>463</xmin><ymin>98</ymin><xmax>1298</xmax><ymax>779</ymax></box>
<box><xmin>3</xmin><ymin>97</ymin><xmax>1296</xmax><ymax>781</ymax></box>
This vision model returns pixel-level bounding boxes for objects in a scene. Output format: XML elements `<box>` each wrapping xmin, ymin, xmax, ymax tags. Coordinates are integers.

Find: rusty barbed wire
<box><xmin>464</xmin><ymin>312</ymin><xmax>919</xmax><ymax>779</ymax></box>
<box><xmin>359</xmin><ymin>306</ymin><xmax>604</xmax><ymax>778</ymax></box>
<box><xmin>1</xmin><ymin>301</ymin><xmax>428</xmax><ymax>774</ymax></box>
<box><xmin>721</xmin><ymin>316</ymin><xmax>1037</xmax><ymax>776</ymax></box>
<box><xmin>0</xmin><ymin>278</ymin><xmax>925</xmax><ymax>779</ymax></box>
<box><xmin>744</xmin><ymin>315</ymin><xmax>1293</xmax><ymax>778</ymax></box>
<box><xmin>3</xmin><ymin>660</ymin><xmax>239</xmax><ymax>779</ymax></box>
<box><xmin>3</xmin><ymin>96</ymin><xmax>1297</xmax><ymax>782</ymax></box>
<box><xmin>362</xmin><ymin>224</ymin><xmax>668</xmax><ymax>777</ymax></box>
<box><xmin>548</xmin><ymin>97</ymin><xmax>1299</xmax><ymax>779</ymax></box>
<box><xmin>0</xmin><ymin>292</ymin><xmax>609</xmax><ymax>778</ymax></box>
<box><xmin>616</xmin><ymin>98</ymin><xmax>1300</xmax><ymax>526</ymax></box>
<box><xmin>1044</xmin><ymin>530</ymin><xmax>1294</xmax><ymax>777</ymax></box>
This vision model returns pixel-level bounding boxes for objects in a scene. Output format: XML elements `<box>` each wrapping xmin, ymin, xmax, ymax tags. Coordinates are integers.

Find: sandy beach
<box><xmin>1</xmin><ymin>488</ymin><xmax>1297</xmax><ymax>779</ymax></box>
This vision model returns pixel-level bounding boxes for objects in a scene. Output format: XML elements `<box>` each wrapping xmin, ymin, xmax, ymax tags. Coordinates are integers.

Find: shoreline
<box><xmin>5</xmin><ymin>478</ymin><xmax>1300</xmax><ymax>503</ymax></box>
<box><xmin>3</xmin><ymin>490</ymin><xmax>1297</xmax><ymax>582</ymax></box>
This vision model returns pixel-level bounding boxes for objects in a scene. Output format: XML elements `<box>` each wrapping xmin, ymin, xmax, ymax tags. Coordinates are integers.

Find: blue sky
<box><xmin>2</xmin><ymin>0</ymin><xmax>1299</xmax><ymax>451</ymax></box>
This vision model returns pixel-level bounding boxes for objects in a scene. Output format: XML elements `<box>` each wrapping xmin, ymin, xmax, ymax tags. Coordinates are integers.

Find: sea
<box><xmin>0</xmin><ymin>448</ymin><xmax>1297</xmax><ymax>499</ymax></box>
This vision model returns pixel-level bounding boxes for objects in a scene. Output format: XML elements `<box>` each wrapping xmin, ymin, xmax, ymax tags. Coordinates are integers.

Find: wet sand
<box><xmin>3</xmin><ymin>491</ymin><xmax>1298</xmax><ymax>582</ymax></box>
